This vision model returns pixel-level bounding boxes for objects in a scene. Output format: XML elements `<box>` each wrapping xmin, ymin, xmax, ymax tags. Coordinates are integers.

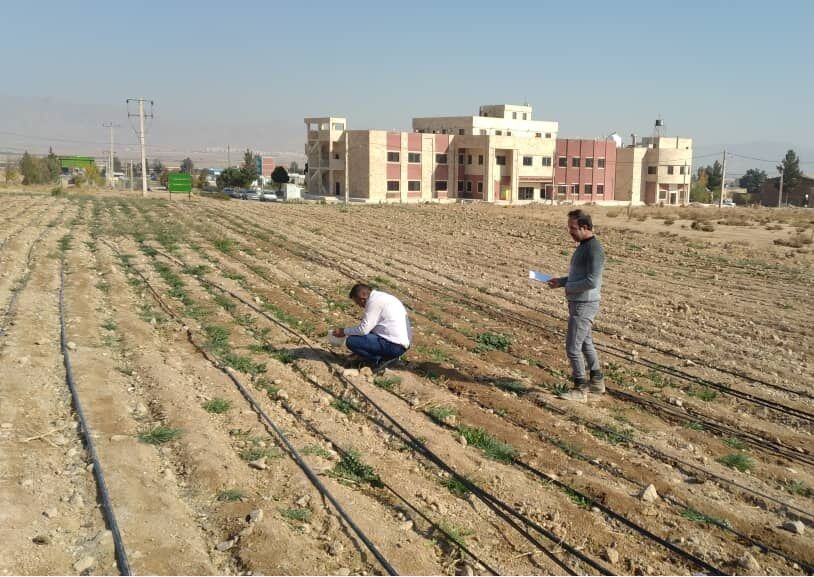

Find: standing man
<box><xmin>333</xmin><ymin>283</ymin><xmax>412</xmax><ymax>372</ymax></box>
<box><xmin>547</xmin><ymin>209</ymin><xmax>605</xmax><ymax>401</ymax></box>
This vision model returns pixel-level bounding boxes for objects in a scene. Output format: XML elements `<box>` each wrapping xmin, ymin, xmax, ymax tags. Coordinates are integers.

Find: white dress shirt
<box><xmin>343</xmin><ymin>290</ymin><xmax>412</xmax><ymax>348</ymax></box>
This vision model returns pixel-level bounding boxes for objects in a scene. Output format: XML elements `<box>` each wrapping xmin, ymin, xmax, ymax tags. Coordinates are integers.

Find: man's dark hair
<box><xmin>349</xmin><ymin>283</ymin><xmax>372</xmax><ymax>299</ymax></box>
<box><xmin>567</xmin><ymin>209</ymin><xmax>593</xmax><ymax>230</ymax></box>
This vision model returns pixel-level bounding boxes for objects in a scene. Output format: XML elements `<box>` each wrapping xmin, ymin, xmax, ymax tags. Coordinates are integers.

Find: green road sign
<box><xmin>168</xmin><ymin>172</ymin><xmax>193</xmax><ymax>193</ymax></box>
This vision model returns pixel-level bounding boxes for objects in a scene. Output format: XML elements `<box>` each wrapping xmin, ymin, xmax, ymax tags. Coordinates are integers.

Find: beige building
<box><xmin>304</xmin><ymin>105</ymin><xmax>560</xmax><ymax>203</ymax></box>
<box><xmin>615</xmin><ymin>136</ymin><xmax>693</xmax><ymax>205</ymax></box>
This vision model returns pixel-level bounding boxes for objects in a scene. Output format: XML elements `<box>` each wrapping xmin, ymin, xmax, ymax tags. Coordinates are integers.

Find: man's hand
<box><xmin>547</xmin><ymin>278</ymin><xmax>562</xmax><ymax>289</ymax></box>
<box><xmin>332</xmin><ymin>328</ymin><xmax>345</xmax><ymax>338</ymax></box>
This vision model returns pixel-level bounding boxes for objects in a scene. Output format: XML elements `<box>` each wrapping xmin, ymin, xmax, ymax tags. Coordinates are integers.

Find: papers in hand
<box><xmin>528</xmin><ymin>270</ymin><xmax>552</xmax><ymax>283</ymax></box>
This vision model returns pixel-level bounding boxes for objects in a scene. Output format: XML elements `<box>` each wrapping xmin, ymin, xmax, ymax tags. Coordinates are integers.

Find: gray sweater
<box><xmin>557</xmin><ymin>236</ymin><xmax>604</xmax><ymax>302</ymax></box>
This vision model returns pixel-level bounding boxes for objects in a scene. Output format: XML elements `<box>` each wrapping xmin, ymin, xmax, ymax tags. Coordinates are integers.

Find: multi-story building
<box><xmin>305</xmin><ymin>105</ymin><xmax>563</xmax><ymax>203</ymax></box>
<box><xmin>553</xmin><ymin>139</ymin><xmax>617</xmax><ymax>203</ymax></box>
<box><xmin>614</xmin><ymin>135</ymin><xmax>693</xmax><ymax>205</ymax></box>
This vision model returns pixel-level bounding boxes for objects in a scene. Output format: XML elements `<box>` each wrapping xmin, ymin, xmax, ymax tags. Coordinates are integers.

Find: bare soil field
<box><xmin>0</xmin><ymin>192</ymin><xmax>812</xmax><ymax>576</ymax></box>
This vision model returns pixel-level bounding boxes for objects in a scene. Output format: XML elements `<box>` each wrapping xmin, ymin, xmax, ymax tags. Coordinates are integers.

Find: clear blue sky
<box><xmin>1</xmin><ymin>0</ymin><xmax>812</xmax><ymax>170</ymax></box>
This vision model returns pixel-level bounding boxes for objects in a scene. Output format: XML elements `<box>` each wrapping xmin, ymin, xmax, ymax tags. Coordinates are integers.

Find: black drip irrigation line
<box><xmin>104</xmin><ymin>240</ymin><xmax>398</xmax><ymax>577</ymax></box>
<box><xmin>141</xmin><ymin>245</ymin><xmax>607</xmax><ymax>576</ymax></box>
<box><xmin>159</xmin><ymin>212</ymin><xmax>814</xmax><ymax>520</ymax></box>
<box><xmin>177</xmin><ymin>210</ymin><xmax>814</xmax><ymax>521</ymax></box>
<box><xmin>529</xmin><ymin>393</ymin><xmax>814</xmax><ymax>525</ymax></box>
<box><xmin>59</xmin><ymin>261</ymin><xmax>131</xmax><ymax>576</ymax></box>
<box><xmin>1</xmin><ymin>209</ymin><xmax>66</xmax><ymax>335</ymax></box>
<box><xmin>247</xmin><ymin>209</ymin><xmax>813</xmax><ymax>406</ymax></box>
<box><xmin>607</xmin><ymin>388</ymin><xmax>814</xmax><ymax>468</ymax></box>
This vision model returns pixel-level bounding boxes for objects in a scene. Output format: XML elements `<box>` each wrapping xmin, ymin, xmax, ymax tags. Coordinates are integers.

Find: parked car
<box><xmin>223</xmin><ymin>187</ymin><xmax>241</xmax><ymax>198</ymax></box>
<box><xmin>261</xmin><ymin>191</ymin><xmax>280</xmax><ymax>202</ymax></box>
<box><xmin>242</xmin><ymin>189</ymin><xmax>261</xmax><ymax>200</ymax></box>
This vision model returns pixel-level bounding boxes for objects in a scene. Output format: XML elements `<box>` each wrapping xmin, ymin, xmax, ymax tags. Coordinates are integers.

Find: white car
<box><xmin>261</xmin><ymin>191</ymin><xmax>280</xmax><ymax>202</ymax></box>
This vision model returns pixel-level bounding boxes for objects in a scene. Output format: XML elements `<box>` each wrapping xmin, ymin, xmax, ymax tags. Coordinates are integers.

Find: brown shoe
<box><xmin>589</xmin><ymin>370</ymin><xmax>605</xmax><ymax>394</ymax></box>
<box><xmin>559</xmin><ymin>387</ymin><xmax>589</xmax><ymax>402</ymax></box>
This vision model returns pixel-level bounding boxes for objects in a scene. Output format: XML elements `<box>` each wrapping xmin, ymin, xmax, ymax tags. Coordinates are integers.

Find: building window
<box><xmin>457</xmin><ymin>180</ymin><xmax>464</xmax><ymax>192</ymax></box>
<box><xmin>467</xmin><ymin>154</ymin><xmax>472</xmax><ymax>164</ymax></box>
<box><xmin>680</xmin><ymin>165</ymin><xmax>687</xmax><ymax>175</ymax></box>
<box><xmin>387</xmin><ymin>181</ymin><xmax>399</xmax><ymax>192</ymax></box>
<box><xmin>523</xmin><ymin>156</ymin><xmax>533</xmax><ymax>166</ymax></box>
<box><xmin>667</xmin><ymin>165</ymin><xmax>675</xmax><ymax>175</ymax></box>
<box><xmin>597</xmin><ymin>158</ymin><xmax>605</xmax><ymax>169</ymax></box>
<box><xmin>585</xmin><ymin>184</ymin><xmax>593</xmax><ymax>195</ymax></box>
<box><xmin>542</xmin><ymin>156</ymin><xmax>552</xmax><ymax>167</ymax></box>
<box><xmin>495</xmin><ymin>130</ymin><xmax>502</xmax><ymax>136</ymax></box>
<box><xmin>436</xmin><ymin>153</ymin><xmax>447</xmax><ymax>164</ymax></box>
<box><xmin>458</xmin><ymin>129</ymin><xmax>465</xmax><ymax>135</ymax></box>
<box><xmin>558</xmin><ymin>157</ymin><xmax>567</xmax><ymax>167</ymax></box>
<box><xmin>480</xmin><ymin>129</ymin><xmax>487</xmax><ymax>135</ymax></box>
<box><xmin>572</xmin><ymin>157</ymin><xmax>580</xmax><ymax>168</ymax></box>
<box><xmin>408</xmin><ymin>152</ymin><xmax>421</xmax><ymax>163</ymax></box>
<box><xmin>333</xmin><ymin>123</ymin><xmax>345</xmax><ymax>131</ymax></box>
<box><xmin>545</xmin><ymin>133</ymin><xmax>552</xmax><ymax>138</ymax></box>
<box><xmin>441</xmin><ymin>129</ymin><xmax>447</xmax><ymax>134</ymax></box>
<box><xmin>522</xmin><ymin>113</ymin><xmax>528</xmax><ymax>120</ymax></box>
<box><xmin>458</xmin><ymin>154</ymin><xmax>464</xmax><ymax>164</ymax></box>
<box><xmin>496</xmin><ymin>155</ymin><xmax>506</xmax><ymax>166</ymax></box>
<box><xmin>585</xmin><ymin>157</ymin><xmax>594</xmax><ymax>168</ymax></box>
<box><xmin>519</xmin><ymin>187</ymin><xmax>534</xmax><ymax>200</ymax></box>
<box><xmin>557</xmin><ymin>184</ymin><xmax>568</xmax><ymax>196</ymax></box>
<box><xmin>648</xmin><ymin>166</ymin><xmax>657</xmax><ymax>175</ymax></box>
<box><xmin>512</xmin><ymin>112</ymin><xmax>517</xmax><ymax>119</ymax></box>
<box><xmin>535</xmin><ymin>132</ymin><xmax>542</xmax><ymax>138</ymax></box>
<box><xmin>478</xmin><ymin>155</ymin><xmax>483</xmax><ymax>165</ymax></box>
<box><xmin>597</xmin><ymin>184</ymin><xmax>605</xmax><ymax>195</ymax></box>
<box><xmin>387</xmin><ymin>151</ymin><xmax>400</xmax><ymax>163</ymax></box>
<box><xmin>506</xmin><ymin>131</ymin><xmax>512</xmax><ymax>136</ymax></box>
<box><xmin>436</xmin><ymin>180</ymin><xmax>448</xmax><ymax>191</ymax></box>
<box><xmin>408</xmin><ymin>181</ymin><xmax>420</xmax><ymax>191</ymax></box>
<box><xmin>571</xmin><ymin>184</ymin><xmax>579</xmax><ymax>195</ymax></box>
<box><xmin>466</xmin><ymin>181</ymin><xmax>472</xmax><ymax>192</ymax></box>
<box><xmin>477</xmin><ymin>182</ymin><xmax>483</xmax><ymax>193</ymax></box>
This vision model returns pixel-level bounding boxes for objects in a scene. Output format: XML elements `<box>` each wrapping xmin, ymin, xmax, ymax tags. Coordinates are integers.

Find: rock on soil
<box><xmin>640</xmin><ymin>484</ymin><xmax>659</xmax><ymax>502</ymax></box>
<box><xmin>782</xmin><ymin>520</ymin><xmax>805</xmax><ymax>535</ymax></box>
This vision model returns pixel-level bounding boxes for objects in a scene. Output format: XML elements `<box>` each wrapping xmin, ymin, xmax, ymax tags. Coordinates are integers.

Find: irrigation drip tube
<box><xmin>140</xmin><ymin>245</ymin><xmax>610</xmax><ymax>576</ymax></box>
<box><xmin>59</xmin><ymin>261</ymin><xmax>132</xmax><ymax>576</ymax></box>
<box><xmin>103</xmin><ymin>240</ymin><xmax>399</xmax><ymax>577</ymax></box>
<box><xmin>0</xmin><ymin>209</ymin><xmax>64</xmax><ymax>335</ymax></box>
<box><xmin>147</xmin><ymin>223</ymin><xmax>814</xmax><ymax>522</ymax></box>
<box><xmin>233</xmin><ymin>209</ymin><xmax>813</xmax><ymax>408</ymax></box>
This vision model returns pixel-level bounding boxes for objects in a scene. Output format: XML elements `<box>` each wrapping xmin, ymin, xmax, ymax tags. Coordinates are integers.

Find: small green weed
<box><xmin>330</xmin><ymin>449</ymin><xmax>382</xmax><ymax>487</ymax></box>
<box><xmin>138</xmin><ymin>426</ymin><xmax>183</xmax><ymax>445</ymax></box>
<box><xmin>688</xmin><ymin>387</ymin><xmax>718</xmax><ymax>401</ymax></box>
<box><xmin>426</xmin><ymin>405</ymin><xmax>457</xmax><ymax>423</ymax></box>
<box><xmin>437</xmin><ymin>521</ymin><xmax>473</xmax><ymax>547</ymax></box>
<box><xmin>213</xmin><ymin>237</ymin><xmax>235</xmax><ymax>253</ymax></box>
<box><xmin>590</xmin><ymin>424</ymin><xmax>633</xmax><ymax>445</ymax></box>
<box><xmin>331</xmin><ymin>398</ymin><xmax>357</xmax><ymax>414</ymax></box>
<box><xmin>681</xmin><ymin>507</ymin><xmax>731</xmax><ymax>529</ymax></box>
<box><xmin>224</xmin><ymin>353</ymin><xmax>266</xmax><ymax>376</ymax></box>
<box><xmin>279</xmin><ymin>507</ymin><xmax>311</xmax><ymax>523</ymax></box>
<box><xmin>724</xmin><ymin>437</ymin><xmax>747</xmax><ymax>450</ymax></box>
<box><xmin>492</xmin><ymin>378</ymin><xmax>527</xmax><ymax>394</ymax></box>
<box><xmin>203</xmin><ymin>398</ymin><xmax>232</xmax><ymax>414</ymax></box>
<box><xmin>374</xmin><ymin>375</ymin><xmax>401</xmax><ymax>390</ymax></box>
<box><xmin>440</xmin><ymin>476</ymin><xmax>471</xmax><ymax>498</ymax></box>
<box><xmin>217</xmin><ymin>489</ymin><xmax>245</xmax><ymax>502</ymax></box>
<box><xmin>682</xmin><ymin>421</ymin><xmax>704</xmax><ymax>431</ymax></box>
<box><xmin>458</xmin><ymin>426</ymin><xmax>517</xmax><ymax>462</ymax></box>
<box><xmin>717</xmin><ymin>452</ymin><xmax>754</xmax><ymax>472</ymax></box>
<box><xmin>101</xmin><ymin>319</ymin><xmax>117</xmax><ymax>331</ymax></box>
<box><xmin>561</xmin><ymin>486</ymin><xmax>592</xmax><ymax>509</ymax></box>
<box><xmin>415</xmin><ymin>345</ymin><xmax>450</xmax><ymax>363</ymax></box>
<box><xmin>301</xmin><ymin>445</ymin><xmax>333</xmax><ymax>459</ymax></box>
<box><xmin>475</xmin><ymin>332</ymin><xmax>511</xmax><ymax>352</ymax></box>
<box><xmin>204</xmin><ymin>325</ymin><xmax>230</xmax><ymax>355</ymax></box>
<box><xmin>272</xmin><ymin>350</ymin><xmax>295</xmax><ymax>364</ymax></box>
<box><xmin>783</xmin><ymin>480</ymin><xmax>812</xmax><ymax>497</ymax></box>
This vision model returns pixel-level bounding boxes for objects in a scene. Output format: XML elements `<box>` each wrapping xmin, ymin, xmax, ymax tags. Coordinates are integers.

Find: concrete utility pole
<box><xmin>777</xmin><ymin>167</ymin><xmax>784</xmax><ymax>208</ymax></box>
<box><xmin>103</xmin><ymin>121</ymin><xmax>119</xmax><ymax>188</ymax></box>
<box><xmin>719</xmin><ymin>149</ymin><xmax>726</xmax><ymax>208</ymax></box>
<box><xmin>227</xmin><ymin>144</ymin><xmax>231</xmax><ymax>167</ymax></box>
<box><xmin>129</xmin><ymin>161</ymin><xmax>133</xmax><ymax>193</ymax></box>
<box><xmin>127</xmin><ymin>97</ymin><xmax>153</xmax><ymax>197</ymax></box>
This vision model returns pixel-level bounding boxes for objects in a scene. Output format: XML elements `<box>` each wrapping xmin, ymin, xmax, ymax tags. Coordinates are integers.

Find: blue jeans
<box><xmin>346</xmin><ymin>333</ymin><xmax>406</xmax><ymax>366</ymax></box>
<box><xmin>566</xmin><ymin>300</ymin><xmax>601</xmax><ymax>382</ymax></box>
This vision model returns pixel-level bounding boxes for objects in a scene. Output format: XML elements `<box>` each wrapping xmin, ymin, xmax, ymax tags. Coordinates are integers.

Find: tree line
<box><xmin>691</xmin><ymin>149</ymin><xmax>805</xmax><ymax>205</ymax></box>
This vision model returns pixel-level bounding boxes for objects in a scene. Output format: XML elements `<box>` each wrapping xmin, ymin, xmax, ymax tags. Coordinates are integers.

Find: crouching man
<box><xmin>332</xmin><ymin>283</ymin><xmax>412</xmax><ymax>372</ymax></box>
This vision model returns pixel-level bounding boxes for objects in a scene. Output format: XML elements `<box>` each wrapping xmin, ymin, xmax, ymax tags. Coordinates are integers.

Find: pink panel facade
<box><xmin>554</xmin><ymin>139</ymin><xmax>617</xmax><ymax>201</ymax></box>
<box><xmin>407</xmin><ymin>133</ymin><xmax>422</xmax><ymax>151</ymax></box>
<box><xmin>386</xmin><ymin>132</ymin><xmax>401</xmax><ymax>149</ymax></box>
<box><xmin>386</xmin><ymin>164</ymin><xmax>400</xmax><ymax>180</ymax></box>
<box><xmin>407</xmin><ymin>164</ymin><xmax>421</xmax><ymax>180</ymax></box>
<box><xmin>434</xmin><ymin>134</ymin><xmax>450</xmax><ymax>152</ymax></box>
<box><xmin>435</xmin><ymin>165</ymin><xmax>449</xmax><ymax>180</ymax></box>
